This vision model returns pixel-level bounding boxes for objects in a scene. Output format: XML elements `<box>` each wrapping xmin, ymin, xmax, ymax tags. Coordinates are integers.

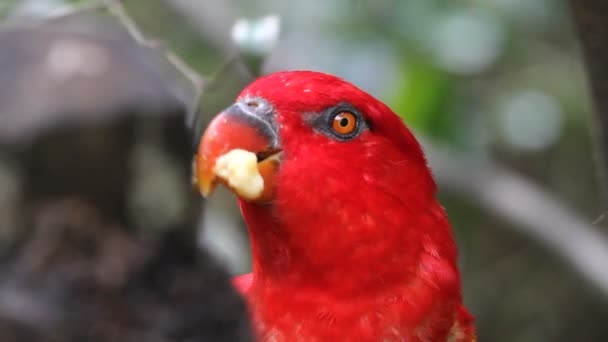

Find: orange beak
<box><xmin>195</xmin><ymin>98</ymin><xmax>281</xmax><ymax>202</ymax></box>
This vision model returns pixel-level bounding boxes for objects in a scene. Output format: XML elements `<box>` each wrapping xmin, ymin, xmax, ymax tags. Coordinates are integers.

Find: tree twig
<box><xmin>100</xmin><ymin>0</ymin><xmax>207</xmax><ymax>116</ymax></box>
<box><xmin>44</xmin><ymin>2</ymin><xmax>107</xmax><ymax>21</ymax></box>
<box><xmin>205</xmin><ymin>52</ymin><xmax>247</xmax><ymax>89</ymax></box>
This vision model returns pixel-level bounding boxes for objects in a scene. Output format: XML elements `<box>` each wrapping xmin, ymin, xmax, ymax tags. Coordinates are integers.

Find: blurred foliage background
<box><xmin>1</xmin><ymin>0</ymin><xmax>607</xmax><ymax>341</ymax></box>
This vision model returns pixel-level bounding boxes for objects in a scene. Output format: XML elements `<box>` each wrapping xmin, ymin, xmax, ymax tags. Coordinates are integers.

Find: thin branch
<box><xmin>100</xmin><ymin>0</ymin><xmax>207</xmax><ymax>115</ymax></box>
<box><xmin>100</xmin><ymin>0</ymin><xmax>147</xmax><ymax>44</ymax></box>
<box><xmin>206</xmin><ymin>52</ymin><xmax>246</xmax><ymax>90</ymax></box>
<box><xmin>99</xmin><ymin>0</ymin><xmax>250</xmax><ymax>116</ymax></box>
<box><xmin>44</xmin><ymin>0</ymin><xmax>210</xmax><ymax>117</ymax></box>
<box><xmin>45</xmin><ymin>2</ymin><xmax>107</xmax><ymax>21</ymax></box>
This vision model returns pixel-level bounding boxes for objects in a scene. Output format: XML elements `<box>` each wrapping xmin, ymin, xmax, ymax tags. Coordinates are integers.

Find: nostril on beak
<box><xmin>246</xmin><ymin>100</ymin><xmax>260</xmax><ymax>109</ymax></box>
<box><xmin>238</xmin><ymin>97</ymin><xmax>274</xmax><ymax>119</ymax></box>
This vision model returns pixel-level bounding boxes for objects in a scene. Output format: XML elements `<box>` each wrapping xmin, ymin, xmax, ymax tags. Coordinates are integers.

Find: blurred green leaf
<box><xmin>390</xmin><ymin>57</ymin><xmax>456</xmax><ymax>141</ymax></box>
<box><xmin>0</xmin><ymin>0</ymin><xmax>18</xmax><ymax>18</ymax></box>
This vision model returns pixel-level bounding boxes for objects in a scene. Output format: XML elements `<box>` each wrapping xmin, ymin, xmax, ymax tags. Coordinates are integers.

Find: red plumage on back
<box><xmin>197</xmin><ymin>71</ymin><xmax>475</xmax><ymax>341</ymax></box>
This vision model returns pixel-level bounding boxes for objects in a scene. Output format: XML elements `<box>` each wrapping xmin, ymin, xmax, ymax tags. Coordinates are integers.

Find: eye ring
<box><xmin>331</xmin><ymin>111</ymin><xmax>358</xmax><ymax>136</ymax></box>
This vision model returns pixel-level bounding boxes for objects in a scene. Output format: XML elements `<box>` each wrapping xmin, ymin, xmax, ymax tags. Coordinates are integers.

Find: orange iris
<box><xmin>332</xmin><ymin>112</ymin><xmax>357</xmax><ymax>135</ymax></box>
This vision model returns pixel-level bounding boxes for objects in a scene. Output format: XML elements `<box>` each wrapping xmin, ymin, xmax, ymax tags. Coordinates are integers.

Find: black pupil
<box><xmin>339</xmin><ymin>117</ymin><xmax>350</xmax><ymax>127</ymax></box>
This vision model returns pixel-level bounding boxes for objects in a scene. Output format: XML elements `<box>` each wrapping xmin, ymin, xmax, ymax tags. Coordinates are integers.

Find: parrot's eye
<box><xmin>332</xmin><ymin>112</ymin><xmax>357</xmax><ymax>135</ymax></box>
<box><xmin>311</xmin><ymin>104</ymin><xmax>367</xmax><ymax>141</ymax></box>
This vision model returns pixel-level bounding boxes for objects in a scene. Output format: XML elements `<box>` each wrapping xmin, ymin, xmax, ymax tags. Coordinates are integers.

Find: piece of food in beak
<box><xmin>214</xmin><ymin>149</ymin><xmax>263</xmax><ymax>200</ymax></box>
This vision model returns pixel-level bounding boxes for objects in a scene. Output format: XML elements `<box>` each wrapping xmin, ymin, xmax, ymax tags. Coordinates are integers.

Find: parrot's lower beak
<box><xmin>195</xmin><ymin>97</ymin><xmax>281</xmax><ymax>202</ymax></box>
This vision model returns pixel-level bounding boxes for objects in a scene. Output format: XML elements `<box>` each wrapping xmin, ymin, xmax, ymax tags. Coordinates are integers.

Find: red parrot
<box><xmin>196</xmin><ymin>71</ymin><xmax>475</xmax><ymax>341</ymax></box>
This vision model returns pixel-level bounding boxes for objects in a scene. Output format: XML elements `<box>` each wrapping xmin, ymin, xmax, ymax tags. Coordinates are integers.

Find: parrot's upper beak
<box><xmin>195</xmin><ymin>97</ymin><xmax>281</xmax><ymax>202</ymax></box>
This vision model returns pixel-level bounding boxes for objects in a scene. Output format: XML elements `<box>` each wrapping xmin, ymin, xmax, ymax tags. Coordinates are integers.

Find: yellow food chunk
<box><xmin>214</xmin><ymin>149</ymin><xmax>264</xmax><ymax>200</ymax></box>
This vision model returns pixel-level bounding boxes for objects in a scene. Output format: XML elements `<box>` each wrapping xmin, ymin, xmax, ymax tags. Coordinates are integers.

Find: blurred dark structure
<box><xmin>0</xmin><ymin>16</ymin><xmax>251</xmax><ymax>342</ymax></box>
<box><xmin>570</xmin><ymin>0</ymin><xmax>608</xmax><ymax>202</ymax></box>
